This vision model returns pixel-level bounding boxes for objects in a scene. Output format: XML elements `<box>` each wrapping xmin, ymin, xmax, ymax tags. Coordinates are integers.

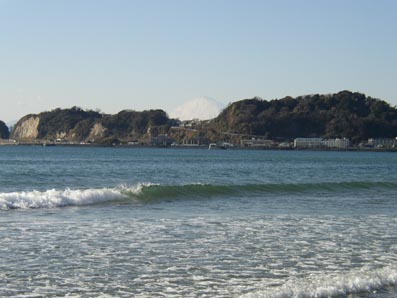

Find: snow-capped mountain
<box><xmin>170</xmin><ymin>97</ymin><xmax>225</xmax><ymax>121</ymax></box>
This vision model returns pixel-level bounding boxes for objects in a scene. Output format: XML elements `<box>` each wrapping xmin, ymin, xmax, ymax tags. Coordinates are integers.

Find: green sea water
<box><xmin>0</xmin><ymin>147</ymin><xmax>396</xmax><ymax>297</ymax></box>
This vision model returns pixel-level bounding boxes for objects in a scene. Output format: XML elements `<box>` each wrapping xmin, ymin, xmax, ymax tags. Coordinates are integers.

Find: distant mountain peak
<box><xmin>170</xmin><ymin>97</ymin><xmax>225</xmax><ymax>121</ymax></box>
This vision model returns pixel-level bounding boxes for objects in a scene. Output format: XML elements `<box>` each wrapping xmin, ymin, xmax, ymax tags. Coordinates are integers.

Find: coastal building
<box><xmin>181</xmin><ymin>137</ymin><xmax>209</xmax><ymax>146</ymax></box>
<box><xmin>367</xmin><ymin>138</ymin><xmax>397</xmax><ymax>148</ymax></box>
<box><xmin>150</xmin><ymin>134</ymin><xmax>174</xmax><ymax>147</ymax></box>
<box><xmin>294</xmin><ymin>138</ymin><xmax>324</xmax><ymax>148</ymax></box>
<box><xmin>294</xmin><ymin>138</ymin><xmax>350</xmax><ymax>149</ymax></box>
<box><xmin>323</xmin><ymin>138</ymin><xmax>350</xmax><ymax>149</ymax></box>
<box><xmin>240</xmin><ymin>138</ymin><xmax>274</xmax><ymax>148</ymax></box>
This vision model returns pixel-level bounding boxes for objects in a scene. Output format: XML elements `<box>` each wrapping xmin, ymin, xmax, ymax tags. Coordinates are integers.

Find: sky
<box><xmin>1</xmin><ymin>0</ymin><xmax>397</xmax><ymax>122</ymax></box>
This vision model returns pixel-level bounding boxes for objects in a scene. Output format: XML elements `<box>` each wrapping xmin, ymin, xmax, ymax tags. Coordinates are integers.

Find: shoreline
<box><xmin>1</xmin><ymin>141</ymin><xmax>396</xmax><ymax>152</ymax></box>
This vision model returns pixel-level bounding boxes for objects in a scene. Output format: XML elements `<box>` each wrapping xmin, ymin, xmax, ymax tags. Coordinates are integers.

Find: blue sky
<box><xmin>1</xmin><ymin>0</ymin><xmax>396</xmax><ymax>122</ymax></box>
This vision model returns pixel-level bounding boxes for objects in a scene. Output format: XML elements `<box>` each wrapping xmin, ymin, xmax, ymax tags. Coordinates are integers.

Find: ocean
<box><xmin>0</xmin><ymin>146</ymin><xmax>396</xmax><ymax>298</ymax></box>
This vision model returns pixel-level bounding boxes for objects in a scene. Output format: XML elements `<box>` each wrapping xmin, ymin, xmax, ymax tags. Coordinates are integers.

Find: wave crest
<box><xmin>1</xmin><ymin>181</ymin><xmax>396</xmax><ymax>210</ymax></box>
<box><xmin>0</xmin><ymin>184</ymin><xmax>149</xmax><ymax>210</ymax></box>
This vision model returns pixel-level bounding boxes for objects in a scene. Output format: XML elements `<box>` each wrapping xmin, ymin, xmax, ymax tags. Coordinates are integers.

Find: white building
<box><xmin>240</xmin><ymin>139</ymin><xmax>274</xmax><ymax>148</ymax></box>
<box><xmin>323</xmin><ymin>138</ymin><xmax>350</xmax><ymax>149</ymax></box>
<box><xmin>294</xmin><ymin>138</ymin><xmax>350</xmax><ymax>149</ymax></box>
<box><xmin>294</xmin><ymin>138</ymin><xmax>324</xmax><ymax>148</ymax></box>
<box><xmin>368</xmin><ymin>138</ymin><xmax>397</xmax><ymax>148</ymax></box>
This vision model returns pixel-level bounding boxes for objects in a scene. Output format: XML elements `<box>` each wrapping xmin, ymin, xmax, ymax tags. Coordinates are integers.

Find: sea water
<box><xmin>0</xmin><ymin>146</ymin><xmax>396</xmax><ymax>297</ymax></box>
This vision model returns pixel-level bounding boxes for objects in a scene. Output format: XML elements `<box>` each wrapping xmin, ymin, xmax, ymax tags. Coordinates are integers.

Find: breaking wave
<box><xmin>241</xmin><ymin>265</ymin><xmax>397</xmax><ymax>298</ymax></box>
<box><xmin>0</xmin><ymin>184</ymin><xmax>146</xmax><ymax>210</ymax></box>
<box><xmin>1</xmin><ymin>181</ymin><xmax>396</xmax><ymax>210</ymax></box>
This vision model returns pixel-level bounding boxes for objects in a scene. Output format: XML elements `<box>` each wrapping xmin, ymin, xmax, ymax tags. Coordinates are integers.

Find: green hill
<box><xmin>11</xmin><ymin>107</ymin><xmax>177</xmax><ymax>144</ymax></box>
<box><xmin>210</xmin><ymin>91</ymin><xmax>397</xmax><ymax>143</ymax></box>
<box><xmin>94</xmin><ymin>109</ymin><xmax>177</xmax><ymax>144</ymax></box>
<box><xmin>37</xmin><ymin>107</ymin><xmax>102</xmax><ymax>140</ymax></box>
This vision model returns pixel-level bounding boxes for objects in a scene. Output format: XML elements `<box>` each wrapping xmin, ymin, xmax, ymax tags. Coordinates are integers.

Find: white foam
<box><xmin>0</xmin><ymin>184</ymin><xmax>151</xmax><ymax>210</ymax></box>
<box><xmin>240</xmin><ymin>265</ymin><xmax>397</xmax><ymax>298</ymax></box>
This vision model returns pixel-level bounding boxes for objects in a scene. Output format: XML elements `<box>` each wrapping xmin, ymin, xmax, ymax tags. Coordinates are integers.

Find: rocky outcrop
<box><xmin>87</xmin><ymin>123</ymin><xmax>107</xmax><ymax>141</ymax></box>
<box><xmin>55</xmin><ymin>132</ymin><xmax>67</xmax><ymax>140</ymax></box>
<box><xmin>11</xmin><ymin>116</ymin><xmax>40</xmax><ymax>140</ymax></box>
<box><xmin>11</xmin><ymin>107</ymin><xmax>102</xmax><ymax>142</ymax></box>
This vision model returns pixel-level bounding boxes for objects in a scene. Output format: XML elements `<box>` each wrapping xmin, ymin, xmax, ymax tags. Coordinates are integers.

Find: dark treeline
<box><xmin>0</xmin><ymin>120</ymin><xmax>9</xmax><ymax>139</ymax></box>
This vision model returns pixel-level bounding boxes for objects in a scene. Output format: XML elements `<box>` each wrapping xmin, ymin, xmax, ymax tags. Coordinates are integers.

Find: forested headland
<box><xmin>4</xmin><ymin>90</ymin><xmax>397</xmax><ymax>146</ymax></box>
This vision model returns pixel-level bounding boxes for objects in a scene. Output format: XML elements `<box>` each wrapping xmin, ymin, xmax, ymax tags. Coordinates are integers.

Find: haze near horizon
<box><xmin>1</xmin><ymin>0</ymin><xmax>396</xmax><ymax>122</ymax></box>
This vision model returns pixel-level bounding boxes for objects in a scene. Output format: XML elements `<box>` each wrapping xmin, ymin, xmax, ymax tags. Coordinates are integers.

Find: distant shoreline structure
<box><xmin>1</xmin><ymin>139</ymin><xmax>396</xmax><ymax>153</ymax></box>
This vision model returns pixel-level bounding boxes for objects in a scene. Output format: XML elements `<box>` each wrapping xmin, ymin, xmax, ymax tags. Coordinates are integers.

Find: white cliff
<box><xmin>12</xmin><ymin>116</ymin><xmax>40</xmax><ymax>139</ymax></box>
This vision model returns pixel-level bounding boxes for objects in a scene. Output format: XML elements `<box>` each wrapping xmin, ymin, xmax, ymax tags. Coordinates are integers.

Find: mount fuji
<box><xmin>169</xmin><ymin>97</ymin><xmax>225</xmax><ymax>121</ymax></box>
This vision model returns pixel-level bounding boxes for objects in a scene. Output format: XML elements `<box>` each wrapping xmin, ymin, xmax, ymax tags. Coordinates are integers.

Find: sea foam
<box><xmin>240</xmin><ymin>265</ymin><xmax>397</xmax><ymax>298</ymax></box>
<box><xmin>0</xmin><ymin>184</ymin><xmax>150</xmax><ymax>210</ymax></box>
